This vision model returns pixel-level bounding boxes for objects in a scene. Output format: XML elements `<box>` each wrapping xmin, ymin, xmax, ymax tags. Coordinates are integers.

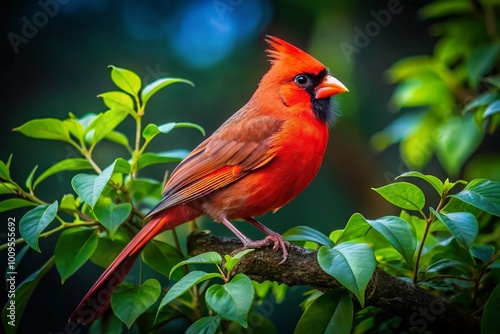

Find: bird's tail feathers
<box><xmin>69</xmin><ymin>214</ymin><xmax>170</xmax><ymax>325</ymax></box>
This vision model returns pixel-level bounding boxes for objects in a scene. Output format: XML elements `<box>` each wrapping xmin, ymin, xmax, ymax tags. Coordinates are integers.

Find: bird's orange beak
<box><xmin>315</xmin><ymin>75</ymin><xmax>349</xmax><ymax>99</ymax></box>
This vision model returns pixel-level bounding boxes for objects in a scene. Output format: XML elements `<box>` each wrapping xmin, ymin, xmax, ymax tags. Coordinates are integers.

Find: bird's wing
<box><xmin>145</xmin><ymin>114</ymin><xmax>284</xmax><ymax>217</ymax></box>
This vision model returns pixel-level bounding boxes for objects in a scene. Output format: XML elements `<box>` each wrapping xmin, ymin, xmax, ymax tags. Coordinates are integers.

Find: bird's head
<box><xmin>255</xmin><ymin>35</ymin><xmax>348</xmax><ymax>125</ymax></box>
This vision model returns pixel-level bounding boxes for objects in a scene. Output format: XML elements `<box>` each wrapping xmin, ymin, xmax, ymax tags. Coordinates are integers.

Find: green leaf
<box><xmin>14</xmin><ymin>118</ymin><xmax>71</xmax><ymax>142</ymax></box>
<box><xmin>60</xmin><ymin>194</ymin><xmax>77</xmax><ymax>211</ymax></box>
<box><xmin>94</xmin><ymin>199</ymin><xmax>131</xmax><ymax>239</ymax></box>
<box><xmin>111</xmin><ymin>279</ymin><xmax>161</xmax><ymax>328</ymax></box>
<box><xmin>63</xmin><ymin>118</ymin><xmax>85</xmax><ymax>141</ymax></box>
<box><xmin>224</xmin><ymin>249</ymin><xmax>254</xmax><ymax>272</ymax></box>
<box><xmin>425</xmin><ymin>258</ymin><xmax>469</xmax><ymax>275</ymax></box>
<box><xmin>90</xmin><ymin>230</ymin><xmax>130</xmax><ymax>268</ymax></box>
<box><xmin>435</xmin><ymin>35</ymin><xmax>469</xmax><ymax>65</ymax></box>
<box><xmin>157</xmin><ymin>271</ymin><xmax>221</xmax><ymax>316</ymax></box>
<box><xmin>371</xmin><ymin>111</ymin><xmax>426</xmax><ymax>151</ymax></box>
<box><xmin>0</xmin><ymin>160</ymin><xmax>11</xmax><ymax>180</ymax></box>
<box><xmin>143</xmin><ymin>122</ymin><xmax>205</xmax><ymax>141</ymax></box>
<box><xmin>482</xmin><ymin>284</ymin><xmax>500</xmax><ymax>334</ymax></box>
<box><xmin>400</xmin><ymin>113</ymin><xmax>438</xmax><ymax>170</ymax></box>
<box><xmin>318</xmin><ymin>242</ymin><xmax>376</xmax><ymax>306</ymax></box>
<box><xmin>484</xmin><ymin>100</ymin><xmax>500</xmax><ymax>118</ymax></box>
<box><xmin>186</xmin><ymin>316</ymin><xmax>221</xmax><ymax>334</ymax></box>
<box><xmin>470</xmin><ymin>244</ymin><xmax>495</xmax><ymax>263</ymax></box>
<box><xmin>282</xmin><ymin>226</ymin><xmax>334</xmax><ymax>247</ymax></box>
<box><xmin>98</xmin><ymin>91</ymin><xmax>135</xmax><ymax>111</ymax></box>
<box><xmin>372</xmin><ymin>182</ymin><xmax>425</xmax><ymax>211</ymax></box>
<box><xmin>397</xmin><ymin>171</ymin><xmax>444</xmax><ymax>196</ymax></box>
<box><xmin>443</xmin><ymin>178</ymin><xmax>468</xmax><ymax>193</ymax></box>
<box><xmin>85</xmin><ymin>109</ymin><xmax>129</xmax><ymax>146</ymax></box>
<box><xmin>431</xmin><ymin>209</ymin><xmax>478</xmax><ymax>249</ymax></box>
<box><xmin>129</xmin><ymin>178</ymin><xmax>162</xmax><ymax>202</ymax></box>
<box><xmin>105</xmin><ymin>130</ymin><xmax>130</xmax><ymax>148</ymax></box>
<box><xmin>271</xmin><ymin>282</ymin><xmax>287</xmax><ymax>303</ymax></box>
<box><xmin>142</xmin><ymin>124</ymin><xmax>161</xmax><ymax>141</ymax></box>
<box><xmin>337</xmin><ymin>213</ymin><xmax>371</xmax><ymax>243</ymax></box>
<box><xmin>2</xmin><ymin>257</ymin><xmax>54</xmax><ymax>334</ymax></box>
<box><xmin>205</xmin><ymin>274</ymin><xmax>254</xmax><ymax>327</ymax></box>
<box><xmin>109</xmin><ymin>65</ymin><xmax>142</xmax><ymax>96</ymax></box>
<box><xmin>437</xmin><ymin>115</ymin><xmax>483</xmax><ymax>176</ymax></box>
<box><xmin>294</xmin><ymin>289</ymin><xmax>353</xmax><ymax>334</ymax></box>
<box><xmin>34</xmin><ymin>158</ymin><xmax>93</xmax><ymax>189</ymax></box>
<box><xmin>484</xmin><ymin>76</ymin><xmax>500</xmax><ymax>88</ymax></box>
<box><xmin>418</xmin><ymin>0</ymin><xmax>472</xmax><ymax>19</ymax></box>
<box><xmin>451</xmin><ymin>179</ymin><xmax>500</xmax><ymax>217</ymax></box>
<box><xmin>137</xmin><ymin>150</ymin><xmax>189</xmax><ymax>170</ymax></box>
<box><xmin>0</xmin><ymin>182</ymin><xmax>16</xmax><ymax>194</ymax></box>
<box><xmin>71</xmin><ymin>160</ymin><xmax>116</xmax><ymax>208</ymax></box>
<box><xmin>390</xmin><ymin>77</ymin><xmax>452</xmax><ymax>109</ymax></box>
<box><xmin>366</xmin><ymin>216</ymin><xmax>417</xmax><ymax>266</ymax></box>
<box><xmin>0</xmin><ymin>198</ymin><xmax>37</xmax><ymax>213</ymax></box>
<box><xmin>386</xmin><ymin>56</ymin><xmax>435</xmax><ymax>82</ymax></box>
<box><xmin>463</xmin><ymin>92</ymin><xmax>498</xmax><ymax>113</ymax></box>
<box><xmin>77</xmin><ymin>113</ymin><xmax>98</xmax><ymax>129</ymax></box>
<box><xmin>55</xmin><ymin>227</ymin><xmax>99</xmax><ymax>283</ymax></box>
<box><xmin>160</xmin><ymin>122</ymin><xmax>205</xmax><ymax>136</ymax></box>
<box><xmin>141</xmin><ymin>78</ymin><xmax>194</xmax><ymax>105</ymax></box>
<box><xmin>25</xmin><ymin>165</ymin><xmax>38</xmax><ymax>191</ymax></box>
<box><xmin>19</xmin><ymin>201</ymin><xmax>58</xmax><ymax>252</ymax></box>
<box><xmin>169</xmin><ymin>251</ymin><xmax>222</xmax><ymax>278</ymax></box>
<box><xmin>5</xmin><ymin>154</ymin><xmax>12</xmax><ymax>169</ymax></box>
<box><xmin>114</xmin><ymin>157</ymin><xmax>131</xmax><ymax>174</ymax></box>
<box><xmin>142</xmin><ymin>239</ymin><xmax>185</xmax><ymax>280</ymax></box>
<box><xmin>467</xmin><ymin>43</ymin><xmax>500</xmax><ymax>86</ymax></box>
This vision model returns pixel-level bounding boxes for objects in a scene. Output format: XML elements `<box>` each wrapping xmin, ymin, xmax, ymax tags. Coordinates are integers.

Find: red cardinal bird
<box><xmin>70</xmin><ymin>35</ymin><xmax>348</xmax><ymax>325</ymax></box>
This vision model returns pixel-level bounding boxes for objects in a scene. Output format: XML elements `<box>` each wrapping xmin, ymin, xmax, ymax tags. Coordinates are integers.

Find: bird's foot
<box><xmin>232</xmin><ymin>233</ymin><xmax>290</xmax><ymax>265</ymax></box>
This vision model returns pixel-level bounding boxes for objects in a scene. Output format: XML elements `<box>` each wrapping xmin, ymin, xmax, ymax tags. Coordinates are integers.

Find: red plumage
<box><xmin>69</xmin><ymin>35</ymin><xmax>348</xmax><ymax>325</ymax></box>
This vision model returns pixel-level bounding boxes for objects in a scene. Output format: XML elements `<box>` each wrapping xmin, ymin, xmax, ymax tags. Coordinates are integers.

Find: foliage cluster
<box><xmin>372</xmin><ymin>0</ymin><xmax>500</xmax><ymax>179</ymax></box>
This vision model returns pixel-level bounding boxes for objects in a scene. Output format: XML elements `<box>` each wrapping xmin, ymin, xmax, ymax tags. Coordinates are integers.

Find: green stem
<box><xmin>131</xmin><ymin>100</ymin><xmax>144</xmax><ymax>179</ymax></box>
<box><xmin>413</xmin><ymin>219</ymin><xmax>432</xmax><ymax>284</ymax></box>
<box><xmin>68</xmin><ymin>138</ymin><xmax>102</xmax><ymax>174</ymax></box>
<box><xmin>191</xmin><ymin>284</ymin><xmax>202</xmax><ymax>320</ymax></box>
<box><xmin>413</xmin><ymin>194</ymin><xmax>447</xmax><ymax>284</ymax></box>
<box><xmin>8</xmin><ymin>179</ymin><xmax>47</xmax><ymax>206</ymax></box>
<box><xmin>216</xmin><ymin>264</ymin><xmax>227</xmax><ymax>281</ymax></box>
<box><xmin>82</xmin><ymin>148</ymin><xmax>102</xmax><ymax>174</ymax></box>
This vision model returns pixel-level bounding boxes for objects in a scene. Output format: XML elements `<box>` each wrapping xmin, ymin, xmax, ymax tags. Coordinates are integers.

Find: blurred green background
<box><xmin>0</xmin><ymin>0</ymin><xmax>451</xmax><ymax>332</ymax></box>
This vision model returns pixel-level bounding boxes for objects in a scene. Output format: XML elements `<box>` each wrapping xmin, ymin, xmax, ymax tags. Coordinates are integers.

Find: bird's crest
<box><xmin>265</xmin><ymin>35</ymin><xmax>326</xmax><ymax>75</ymax></box>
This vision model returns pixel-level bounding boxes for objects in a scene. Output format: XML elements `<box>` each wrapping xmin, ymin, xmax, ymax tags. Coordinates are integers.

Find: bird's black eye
<box><xmin>294</xmin><ymin>74</ymin><xmax>311</xmax><ymax>88</ymax></box>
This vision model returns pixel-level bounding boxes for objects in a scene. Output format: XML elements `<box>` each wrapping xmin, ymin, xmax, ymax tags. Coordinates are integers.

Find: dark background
<box><xmin>1</xmin><ymin>0</ymin><xmax>437</xmax><ymax>333</ymax></box>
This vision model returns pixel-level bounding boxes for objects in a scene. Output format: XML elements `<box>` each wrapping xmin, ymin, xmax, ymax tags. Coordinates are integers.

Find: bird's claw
<box><xmin>233</xmin><ymin>233</ymin><xmax>290</xmax><ymax>265</ymax></box>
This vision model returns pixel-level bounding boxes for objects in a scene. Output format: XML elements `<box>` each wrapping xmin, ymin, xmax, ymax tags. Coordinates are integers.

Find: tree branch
<box><xmin>187</xmin><ymin>232</ymin><xmax>480</xmax><ymax>334</ymax></box>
